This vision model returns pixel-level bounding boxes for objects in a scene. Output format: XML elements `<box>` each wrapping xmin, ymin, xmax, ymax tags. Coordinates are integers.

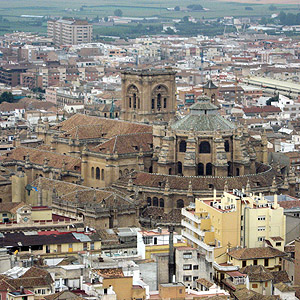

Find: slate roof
<box><xmin>171</xmin><ymin>103</ymin><xmax>235</xmax><ymax>132</ymax></box>
<box><xmin>0</xmin><ymin>232</ymin><xmax>91</xmax><ymax>247</ymax></box>
<box><xmin>229</xmin><ymin>247</ymin><xmax>286</xmax><ymax>260</ymax></box>
<box><xmin>203</xmin><ymin>80</ymin><xmax>218</xmax><ymax>89</ymax></box>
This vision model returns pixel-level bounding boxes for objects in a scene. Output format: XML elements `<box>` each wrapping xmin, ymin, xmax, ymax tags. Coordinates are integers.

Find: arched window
<box><xmin>225</xmin><ymin>140</ymin><xmax>230</xmax><ymax>152</ymax></box>
<box><xmin>124</xmin><ymin>168</ymin><xmax>129</xmax><ymax>175</ymax></box>
<box><xmin>91</xmin><ymin>167</ymin><xmax>94</xmax><ymax>179</ymax></box>
<box><xmin>179</xmin><ymin>140</ymin><xmax>187</xmax><ymax>152</ymax></box>
<box><xmin>119</xmin><ymin>170</ymin><xmax>122</xmax><ymax>178</ymax></box>
<box><xmin>129</xmin><ymin>97</ymin><xmax>131</xmax><ymax>108</ymax></box>
<box><xmin>177</xmin><ymin>199</ymin><xmax>184</xmax><ymax>208</ymax></box>
<box><xmin>178</xmin><ymin>161</ymin><xmax>183</xmax><ymax>175</ymax></box>
<box><xmin>169</xmin><ymin>168</ymin><xmax>172</xmax><ymax>175</ymax></box>
<box><xmin>199</xmin><ymin>141</ymin><xmax>211</xmax><ymax>153</ymax></box>
<box><xmin>138</xmin><ymin>98</ymin><xmax>140</xmax><ymax>109</ymax></box>
<box><xmin>147</xmin><ymin>197</ymin><xmax>152</xmax><ymax>206</ymax></box>
<box><xmin>197</xmin><ymin>163</ymin><xmax>204</xmax><ymax>175</ymax></box>
<box><xmin>101</xmin><ymin>169</ymin><xmax>105</xmax><ymax>180</ymax></box>
<box><xmin>164</xmin><ymin>98</ymin><xmax>167</xmax><ymax>108</ymax></box>
<box><xmin>153</xmin><ymin>197</ymin><xmax>158</xmax><ymax>206</ymax></box>
<box><xmin>152</xmin><ymin>98</ymin><xmax>155</xmax><ymax>110</ymax></box>
<box><xmin>133</xmin><ymin>93</ymin><xmax>137</xmax><ymax>109</ymax></box>
<box><xmin>157</xmin><ymin>93</ymin><xmax>161</xmax><ymax>110</ymax></box>
<box><xmin>236</xmin><ymin>168</ymin><xmax>240</xmax><ymax>176</ymax></box>
<box><xmin>206</xmin><ymin>163</ymin><xmax>212</xmax><ymax>176</ymax></box>
<box><xmin>228</xmin><ymin>162</ymin><xmax>232</xmax><ymax>176</ymax></box>
<box><xmin>160</xmin><ymin>198</ymin><xmax>164</xmax><ymax>207</ymax></box>
<box><xmin>96</xmin><ymin>167</ymin><xmax>100</xmax><ymax>180</ymax></box>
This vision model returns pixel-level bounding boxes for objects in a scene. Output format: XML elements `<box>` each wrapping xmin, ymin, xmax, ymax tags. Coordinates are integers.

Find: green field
<box><xmin>0</xmin><ymin>0</ymin><xmax>298</xmax><ymax>35</ymax></box>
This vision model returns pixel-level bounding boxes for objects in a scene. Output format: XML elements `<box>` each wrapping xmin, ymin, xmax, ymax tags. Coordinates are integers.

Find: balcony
<box><xmin>182</xmin><ymin>229</ymin><xmax>214</xmax><ymax>262</ymax></box>
<box><xmin>181</xmin><ymin>220</ymin><xmax>205</xmax><ymax>237</ymax></box>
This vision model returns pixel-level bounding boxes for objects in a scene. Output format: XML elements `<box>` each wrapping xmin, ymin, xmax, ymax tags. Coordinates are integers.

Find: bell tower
<box><xmin>121</xmin><ymin>68</ymin><xmax>176</xmax><ymax>123</ymax></box>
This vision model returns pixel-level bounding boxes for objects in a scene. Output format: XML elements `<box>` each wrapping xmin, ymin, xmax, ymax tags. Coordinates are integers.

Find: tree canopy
<box><xmin>0</xmin><ymin>91</ymin><xmax>14</xmax><ymax>103</ymax></box>
<box><xmin>114</xmin><ymin>9</ymin><xmax>123</xmax><ymax>17</ymax></box>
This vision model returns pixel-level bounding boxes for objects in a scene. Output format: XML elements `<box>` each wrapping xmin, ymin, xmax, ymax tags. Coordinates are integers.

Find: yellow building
<box><xmin>137</xmin><ymin>228</ymin><xmax>186</xmax><ymax>259</ymax></box>
<box><xmin>92</xmin><ymin>268</ymin><xmax>146</xmax><ymax>300</ymax></box>
<box><xmin>181</xmin><ymin>190</ymin><xmax>286</xmax><ymax>279</ymax></box>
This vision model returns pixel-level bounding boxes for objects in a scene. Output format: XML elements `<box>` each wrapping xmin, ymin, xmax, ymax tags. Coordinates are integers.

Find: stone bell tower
<box><xmin>121</xmin><ymin>68</ymin><xmax>176</xmax><ymax>123</ymax></box>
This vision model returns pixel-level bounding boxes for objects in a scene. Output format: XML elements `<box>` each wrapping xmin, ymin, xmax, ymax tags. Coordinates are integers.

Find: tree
<box><xmin>183</xmin><ymin>16</ymin><xmax>189</xmax><ymax>23</ymax></box>
<box><xmin>187</xmin><ymin>4</ymin><xmax>203</xmax><ymax>11</ymax></box>
<box><xmin>174</xmin><ymin>6</ymin><xmax>180</xmax><ymax>11</ymax></box>
<box><xmin>279</xmin><ymin>11</ymin><xmax>287</xmax><ymax>24</ymax></box>
<box><xmin>269</xmin><ymin>4</ymin><xmax>277</xmax><ymax>11</ymax></box>
<box><xmin>0</xmin><ymin>92</ymin><xmax>14</xmax><ymax>103</ymax></box>
<box><xmin>104</xmin><ymin>16</ymin><xmax>108</xmax><ymax>22</ymax></box>
<box><xmin>114</xmin><ymin>9</ymin><xmax>123</xmax><ymax>17</ymax></box>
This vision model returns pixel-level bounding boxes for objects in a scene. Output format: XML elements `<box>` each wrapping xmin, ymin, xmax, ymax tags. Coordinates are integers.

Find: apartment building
<box><xmin>181</xmin><ymin>190</ymin><xmax>286</xmax><ymax>279</ymax></box>
<box><xmin>47</xmin><ymin>19</ymin><xmax>92</xmax><ymax>46</ymax></box>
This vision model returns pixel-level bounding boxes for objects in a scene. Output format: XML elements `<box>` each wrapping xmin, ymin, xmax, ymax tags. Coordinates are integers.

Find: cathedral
<box><xmin>2</xmin><ymin>68</ymin><xmax>295</xmax><ymax>228</ymax></box>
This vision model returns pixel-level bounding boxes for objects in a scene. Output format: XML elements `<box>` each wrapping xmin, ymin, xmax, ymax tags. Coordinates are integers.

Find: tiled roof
<box><xmin>116</xmin><ymin>163</ymin><xmax>276</xmax><ymax>191</ymax></box>
<box><xmin>278</xmin><ymin>200</ymin><xmax>300</xmax><ymax>209</ymax></box>
<box><xmin>91</xmin><ymin>132</ymin><xmax>153</xmax><ymax>154</ymax></box>
<box><xmin>1</xmin><ymin>146</ymin><xmax>81</xmax><ymax>172</ymax></box>
<box><xmin>54</xmin><ymin>114</ymin><xmax>151</xmax><ymax>140</ymax></box>
<box><xmin>93</xmin><ymin>268</ymin><xmax>124</xmax><ymax>278</ymax></box>
<box><xmin>229</xmin><ymin>247</ymin><xmax>286</xmax><ymax>260</ymax></box>
<box><xmin>271</xmin><ymin>270</ymin><xmax>291</xmax><ymax>284</ymax></box>
<box><xmin>240</xmin><ymin>265</ymin><xmax>273</xmax><ymax>282</ymax></box>
<box><xmin>243</xmin><ymin>106</ymin><xmax>281</xmax><ymax>114</ymax></box>
<box><xmin>196</xmin><ymin>278</ymin><xmax>214</xmax><ymax>289</ymax></box>
<box><xmin>274</xmin><ymin>282</ymin><xmax>295</xmax><ymax>293</ymax></box>
<box><xmin>233</xmin><ymin>287</ymin><xmax>279</xmax><ymax>300</ymax></box>
<box><xmin>0</xmin><ymin>202</ymin><xmax>26</xmax><ymax>215</ymax></box>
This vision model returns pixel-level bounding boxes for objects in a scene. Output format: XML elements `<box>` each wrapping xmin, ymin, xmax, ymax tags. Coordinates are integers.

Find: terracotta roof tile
<box><xmin>1</xmin><ymin>146</ymin><xmax>81</xmax><ymax>172</ymax></box>
<box><xmin>229</xmin><ymin>247</ymin><xmax>286</xmax><ymax>260</ymax></box>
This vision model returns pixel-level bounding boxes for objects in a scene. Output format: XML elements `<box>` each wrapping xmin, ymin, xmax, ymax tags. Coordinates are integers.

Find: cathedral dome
<box><xmin>171</xmin><ymin>99</ymin><xmax>235</xmax><ymax>132</ymax></box>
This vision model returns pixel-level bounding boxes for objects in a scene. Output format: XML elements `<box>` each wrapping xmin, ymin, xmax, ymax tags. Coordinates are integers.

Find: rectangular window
<box><xmin>264</xmin><ymin>258</ymin><xmax>269</xmax><ymax>267</ymax></box>
<box><xmin>183</xmin><ymin>252</ymin><xmax>192</xmax><ymax>259</ymax></box>
<box><xmin>83</xmin><ymin>243</ymin><xmax>87</xmax><ymax>251</ymax></box>
<box><xmin>193</xmin><ymin>265</ymin><xmax>199</xmax><ymax>270</ymax></box>
<box><xmin>258</xmin><ymin>226</ymin><xmax>266</xmax><ymax>231</ymax></box>
<box><xmin>183</xmin><ymin>264</ymin><xmax>192</xmax><ymax>270</ymax></box>
<box><xmin>242</xmin><ymin>260</ymin><xmax>246</xmax><ymax>267</ymax></box>
<box><xmin>183</xmin><ymin>276</ymin><xmax>192</xmax><ymax>281</ymax></box>
<box><xmin>258</xmin><ymin>237</ymin><xmax>265</xmax><ymax>242</ymax></box>
<box><xmin>258</xmin><ymin>216</ymin><xmax>266</xmax><ymax>221</ymax></box>
<box><xmin>276</xmin><ymin>242</ymin><xmax>281</xmax><ymax>246</ymax></box>
<box><xmin>252</xmin><ymin>283</ymin><xmax>258</xmax><ymax>288</ymax></box>
<box><xmin>91</xmin><ymin>242</ymin><xmax>94</xmax><ymax>250</ymax></box>
<box><xmin>254</xmin><ymin>259</ymin><xmax>257</xmax><ymax>265</ymax></box>
<box><xmin>265</xmin><ymin>282</ymin><xmax>268</xmax><ymax>287</ymax></box>
<box><xmin>152</xmin><ymin>99</ymin><xmax>155</xmax><ymax>109</ymax></box>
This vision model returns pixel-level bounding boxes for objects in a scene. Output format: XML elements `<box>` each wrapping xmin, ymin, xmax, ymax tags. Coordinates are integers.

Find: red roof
<box><xmin>243</xmin><ymin>106</ymin><xmax>281</xmax><ymax>114</ymax></box>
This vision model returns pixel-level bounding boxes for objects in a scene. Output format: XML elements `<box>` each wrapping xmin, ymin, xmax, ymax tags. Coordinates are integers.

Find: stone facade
<box><xmin>121</xmin><ymin>68</ymin><xmax>176</xmax><ymax>123</ymax></box>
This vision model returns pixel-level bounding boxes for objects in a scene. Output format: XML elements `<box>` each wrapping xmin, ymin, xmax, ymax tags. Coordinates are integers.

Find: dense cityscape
<box><xmin>1</xmin><ymin>1</ymin><xmax>300</xmax><ymax>299</ymax></box>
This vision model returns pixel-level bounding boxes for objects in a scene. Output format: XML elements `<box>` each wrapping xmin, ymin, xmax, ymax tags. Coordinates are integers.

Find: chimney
<box><xmin>213</xmin><ymin>188</ymin><xmax>217</xmax><ymax>201</ymax></box>
<box><xmin>168</xmin><ymin>225</ymin><xmax>175</xmax><ymax>283</ymax></box>
<box><xmin>20</xmin><ymin>286</ymin><xmax>24</xmax><ymax>294</ymax></box>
